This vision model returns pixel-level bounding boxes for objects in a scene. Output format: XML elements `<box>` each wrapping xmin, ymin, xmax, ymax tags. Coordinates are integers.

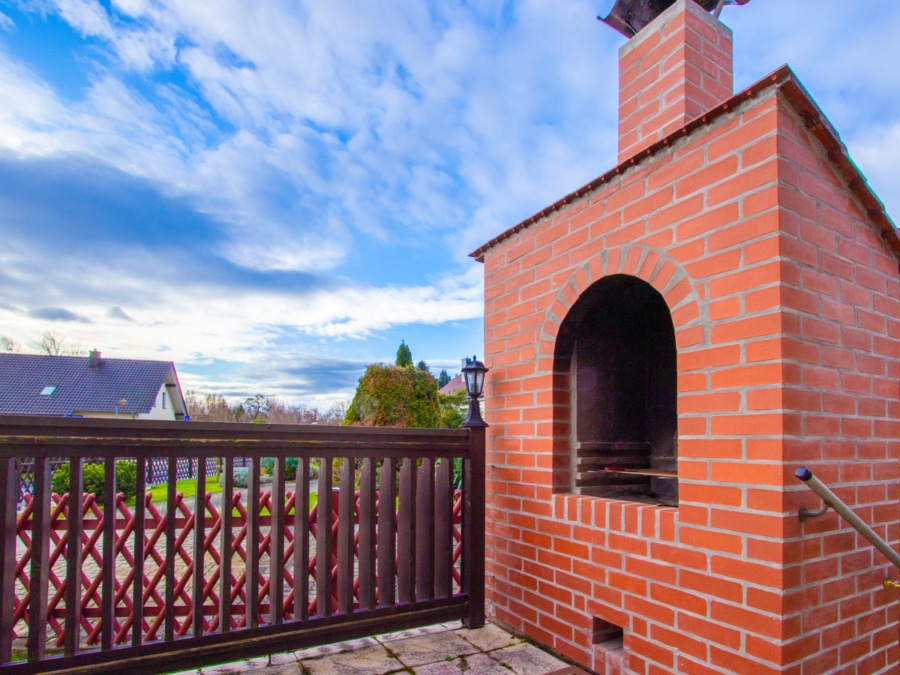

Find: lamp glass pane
<box><xmin>465</xmin><ymin>369</ymin><xmax>477</xmax><ymax>396</ymax></box>
<box><xmin>474</xmin><ymin>370</ymin><xmax>485</xmax><ymax>396</ymax></box>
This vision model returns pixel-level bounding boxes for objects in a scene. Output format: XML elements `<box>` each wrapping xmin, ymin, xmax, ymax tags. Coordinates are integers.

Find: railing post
<box><xmin>164</xmin><ymin>457</ymin><xmax>177</xmax><ymax>642</ymax></box>
<box><xmin>28</xmin><ymin>457</ymin><xmax>51</xmax><ymax>660</ymax></box>
<box><xmin>0</xmin><ymin>457</ymin><xmax>18</xmax><ymax>664</ymax></box>
<box><xmin>64</xmin><ymin>459</ymin><xmax>83</xmax><ymax>658</ymax></box>
<box><xmin>462</xmin><ymin>424</ymin><xmax>486</xmax><ymax>628</ymax></box>
<box><xmin>132</xmin><ymin>458</ymin><xmax>146</xmax><ymax>647</ymax></box>
<box><xmin>101</xmin><ymin>458</ymin><xmax>117</xmax><ymax>651</ymax></box>
<box><xmin>247</xmin><ymin>456</ymin><xmax>261</xmax><ymax>629</ymax></box>
<box><xmin>220</xmin><ymin>456</ymin><xmax>233</xmax><ymax>632</ymax></box>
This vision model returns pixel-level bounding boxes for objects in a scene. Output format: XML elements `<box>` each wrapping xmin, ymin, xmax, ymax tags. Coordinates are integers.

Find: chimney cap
<box><xmin>88</xmin><ymin>349</ymin><xmax>101</xmax><ymax>368</ymax></box>
<box><xmin>598</xmin><ymin>0</ymin><xmax>751</xmax><ymax>38</ymax></box>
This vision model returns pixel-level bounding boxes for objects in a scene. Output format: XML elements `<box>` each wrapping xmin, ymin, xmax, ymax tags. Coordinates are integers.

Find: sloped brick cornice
<box><xmin>470</xmin><ymin>65</ymin><xmax>900</xmax><ymax>262</ymax></box>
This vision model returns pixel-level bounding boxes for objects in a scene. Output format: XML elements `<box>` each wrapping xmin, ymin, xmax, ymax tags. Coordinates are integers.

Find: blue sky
<box><xmin>0</xmin><ymin>0</ymin><xmax>898</xmax><ymax>408</ymax></box>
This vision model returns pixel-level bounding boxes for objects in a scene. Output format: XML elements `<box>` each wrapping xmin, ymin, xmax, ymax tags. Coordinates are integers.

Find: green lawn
<box><xmin>130</xmin><ymin>478</ymin><xmax>317</xmax><ymax>517</ymax></box>
<box><xmin>122</xmin><ymin>478</ymin><xmax>222</xmax><ymax>507</ymax></box>
<box><xmin>147</xmin><ymin>478</ymin><xmax>222</xmax><ymax>503</ymax></box>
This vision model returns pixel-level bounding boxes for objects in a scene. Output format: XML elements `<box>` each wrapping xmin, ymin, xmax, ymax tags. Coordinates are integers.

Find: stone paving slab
<box><xmin>301</xmin><ymin>644</ymin><xmax>405</xmax><ymax>675</ymax></box>
<box><xmin>488</xmin><ymin>643</ymin><xmax>574</xmax><ymax>675</ymax></box>
<box><xmin>454</xmin><ymin>622</ymin><xmax>519</xmax><ymax>652</ymax></box>
<box><xmin>413</xmin><ymin>652</ymin><xmax>518</xmax><ymax>674</ymax></box>
<box><xmin>385</xmin><ymin>631</ymin><xmax>479</xmax><ymax>666</ymax></box>
<box><xmin>169</xmin><ymin>620</ymin><xmax>573</xmax><ymax>675</ymax></box>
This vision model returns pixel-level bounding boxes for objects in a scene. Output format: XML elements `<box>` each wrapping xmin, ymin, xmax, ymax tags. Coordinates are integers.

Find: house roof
<box><xmin>0</xmin><ymin>353</ymin><xmax>183</xmax><ymax>417</ymax></box>
<box><xmin>439</xmin><ymin>373</ymin><xmax>466</xmax><ymax>395</ymax></box>
<box><xmin>470</xmin><ymin>65</ymin><xmax>900</xmax><ymax>262</ymax></box>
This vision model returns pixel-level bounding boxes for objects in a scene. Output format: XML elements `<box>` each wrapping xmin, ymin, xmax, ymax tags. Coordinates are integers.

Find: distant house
<box><xmin>0</xmin><ymin>350</ymin><xmax>188</xmax><ymax>420</ymax></box>
<box><xmin>438</xmin><ymin>373</ymin><xmax>465</xmax><ymax>396</ymax></box>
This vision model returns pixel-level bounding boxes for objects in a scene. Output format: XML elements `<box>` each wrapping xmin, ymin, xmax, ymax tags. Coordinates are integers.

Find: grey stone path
<box><xmin>169</xmin><ymin>621</ymin><xmax>579</xmax><ymax>675</ymax></box>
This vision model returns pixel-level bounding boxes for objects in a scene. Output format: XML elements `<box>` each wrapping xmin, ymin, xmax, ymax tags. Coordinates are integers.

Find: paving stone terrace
<box><xmin>168</xmin><ymin>621</ymin><xmax>585</xmax><ymax>675</ymax></box>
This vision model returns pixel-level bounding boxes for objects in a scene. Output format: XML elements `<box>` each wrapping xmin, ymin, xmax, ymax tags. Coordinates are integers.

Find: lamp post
<box><xmin>460</xmin><ymin>355</ymin><xmax>488</xmax><ymax>428</ymax></box>
<box><xmin>114</xmin><ymin>399</ymin><xmax>127</xmax><ymax>419</ymax></box>
<box><xmin>460</xmin><ymin>354</ymin><xmax>488</xmax><ymax>628</ymax></box>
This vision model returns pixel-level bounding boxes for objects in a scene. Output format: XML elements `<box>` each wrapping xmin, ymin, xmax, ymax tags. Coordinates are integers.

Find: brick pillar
<box><xmin>618</xmin><ymin>0</ymin><xmax>733</xmax><ymax>163</ymax></box>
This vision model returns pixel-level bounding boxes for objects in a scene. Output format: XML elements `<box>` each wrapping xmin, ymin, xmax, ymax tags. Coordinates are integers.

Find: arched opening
<box><xmin>555</xmin><ymin>274</ymin><xmax>678</xmax><ymax>505</ymax></box>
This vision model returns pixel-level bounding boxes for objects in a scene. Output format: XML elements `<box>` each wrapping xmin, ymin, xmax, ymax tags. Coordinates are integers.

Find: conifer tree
<box><xmin>396</xmin><ymin>340</ymin><xmax>413</xmax><ymax>367</ymax></box>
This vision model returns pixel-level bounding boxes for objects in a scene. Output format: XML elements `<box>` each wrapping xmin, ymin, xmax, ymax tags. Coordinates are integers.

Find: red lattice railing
<box><xmin>0</xmin><ymin>418</ymin><xmax>485</xmax><ymax>675</ymax></box>
<box><xmin>12</xmin><ymin>487</ymin><xmax>463</xmax><ymax>646</ymax></box>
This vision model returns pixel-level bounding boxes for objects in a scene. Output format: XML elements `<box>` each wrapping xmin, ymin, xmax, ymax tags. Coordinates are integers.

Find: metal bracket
<box><xmin>799</xmin><ymin>502</ymin><xmax>830</xmax><ymax>522</ymax></box>
<box><xmin>884</xmin><ymin>579</ymin><xmax>900</xmax><ymax>591</ymax></box>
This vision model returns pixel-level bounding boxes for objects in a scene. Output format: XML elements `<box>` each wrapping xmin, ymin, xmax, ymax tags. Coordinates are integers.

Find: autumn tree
<box><xmin>344</xmin><ymin>342</ymin><xmax>440</xmax><ymax>427</ymax></box>
<box><xmin>0</xmin><ymin>336</ymin><xmax>20</xmax><ymax>353</ymax></box>
<box><xmin>185</xmin><ymin>391</ymin><xmax>345</xmax><ymax>424</ymax></box>
<box><xmin>184</xmin><ymin>392</ymin><xmax>237</xmax><ymax>421</ymax></box>
<box><xmin>36</xmin><ymin>330</ymin><xmax>85</xmax><ymax>356</ymax></box>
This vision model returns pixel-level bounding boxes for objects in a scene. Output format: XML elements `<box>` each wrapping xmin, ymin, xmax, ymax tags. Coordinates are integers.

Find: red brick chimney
<box><xmin>617</xmin><ymin>0</ymin><xmax>733</xmax><ymax>163</ymax></box>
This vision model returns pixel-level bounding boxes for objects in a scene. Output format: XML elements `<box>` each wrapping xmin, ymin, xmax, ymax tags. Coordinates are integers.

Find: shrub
<box><xmin>114</xmin><ymin>461</ymin><xmax>137</xmax><ymax>502</ymax></box>
<box><xmin>260</xmin><ymin>457</ymin><xmax>299</xmax><ymax>481</ymax></box>
<box><xmin>51</xmin><ymin>460</ymin><xmax>137</xmax><ymax>505</ymax></box>
<box><xmin>343</xmin><ymin>363</ymin><xmax>440</xmax><ymax>427</ymax></box>
<box><xmin>231</xmin><ymin>467</ymin><xmax>249</xmax><ymax>488</ymax></box>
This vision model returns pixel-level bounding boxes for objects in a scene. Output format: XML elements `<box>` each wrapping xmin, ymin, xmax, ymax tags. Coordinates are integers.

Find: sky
<box><xmin>0</xmin><ymin>0</ymin><xmax>899</xmax><ymax>409</ymax></box>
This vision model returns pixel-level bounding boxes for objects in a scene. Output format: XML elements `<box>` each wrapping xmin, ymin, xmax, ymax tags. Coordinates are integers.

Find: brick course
<box><xmin>475</xmin><ymin>1</ymin><xmax>900</xmax><ymax>673</ymax></box>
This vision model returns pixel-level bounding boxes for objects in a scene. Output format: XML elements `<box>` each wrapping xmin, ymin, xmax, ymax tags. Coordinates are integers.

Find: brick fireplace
<box><xmin>472</xmin><ymin>1</ymin><xmax>900</xmax><ymax>672</ymax></box>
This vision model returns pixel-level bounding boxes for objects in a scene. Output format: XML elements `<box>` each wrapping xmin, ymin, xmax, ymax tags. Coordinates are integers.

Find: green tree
<box><xmin>439</xmin><ymin>389</ymin><xmax>468</xmax><ymax>428</ymax></box>
<box><xmin>416</xmin><ymin>360</ymin><xmax>429</xmax><ymax>372</ymax></box>
<box><xmin>243</xmin><ymin>394</ymin><xmax>269</xmax><ymax>420</ymax></box>
<box><xmin>437</xmin><ymin>369</ymin><xmax>451</xmax><ymax>388</ymax></box>
<box><xmin>395</xmin><ymin>340</ymin><xmax>413</xmax><ymax>367</ymax></box>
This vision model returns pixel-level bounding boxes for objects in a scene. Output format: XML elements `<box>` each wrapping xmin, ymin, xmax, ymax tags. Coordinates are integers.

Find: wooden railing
<box><xmin>0</xmin><ymin>417</ymin><xmax>485</xmax><ymax>675</ymax></box>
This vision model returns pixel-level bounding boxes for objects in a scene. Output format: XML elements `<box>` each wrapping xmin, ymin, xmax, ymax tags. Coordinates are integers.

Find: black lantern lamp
<box><xmin>461</xmin><ymin>355</ymin><xmax>489</xmax><ymax>428</ymax></box>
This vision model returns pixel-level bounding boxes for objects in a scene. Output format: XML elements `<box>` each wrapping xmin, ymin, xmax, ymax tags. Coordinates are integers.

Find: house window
<box><xmin>555</xmin><ymin>274</ymin><xmax>678</xmax><ymax>505</ymax></box>
<box><xmin>162</xmin><ymin>392</ymin><xmax>167</xmax><ymax>409</ymax></box>
<box><xmin>40</xmin><ymin>385</ymin><xmax>57</xmax><ymax>396</ymax></box>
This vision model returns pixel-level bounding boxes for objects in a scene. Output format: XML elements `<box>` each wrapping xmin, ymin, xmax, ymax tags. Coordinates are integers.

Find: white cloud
<box><xmin>0</xmin><ymin>231</ymin><xmax>483</xmax><ymax>368</ymax></box>
<box><xmin>52</xmin><ymin>0</ymin><xmax>115</xmax><ymax>39</ymax></box>
<box><xmin>2</xmin><ymin>0</ymin><xmax>899</xmax><ymax>404</ymax></box>
<box><xmin>0</xmin><ymin>0</ymin><xmax>622</xmax><ymax>274</ymax></box>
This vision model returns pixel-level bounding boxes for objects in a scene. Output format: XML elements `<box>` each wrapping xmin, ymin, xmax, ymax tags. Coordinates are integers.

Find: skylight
<box><xmin>40</xmin><ymin>385</ymin><xmax>57</xmax><ymax>396</ymax></box>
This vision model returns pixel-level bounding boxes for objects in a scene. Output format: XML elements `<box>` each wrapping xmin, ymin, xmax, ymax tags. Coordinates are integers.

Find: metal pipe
<box><xmin>713</xmin><ymin>0</ymin><xmax>727</xmax><ymax>19</ymax></box>
<box><xmin>795</xmin><ymin>466</ymin><xmax>900</xmax><ymax>571</ymax></box>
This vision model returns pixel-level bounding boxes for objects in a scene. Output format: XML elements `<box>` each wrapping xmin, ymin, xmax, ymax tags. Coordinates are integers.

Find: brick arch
<box><xmin>544</xmin><ymin>244</ymin><xmax>704</xmax><ymax>496</ymax></box>
<box><xmin>540</xmin><ymin>244</ymin><xmax>706</xmax><ymax>355</ymax></box>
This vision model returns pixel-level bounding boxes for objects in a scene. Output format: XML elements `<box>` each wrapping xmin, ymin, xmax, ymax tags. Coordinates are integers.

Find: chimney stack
<box><xmin>88</xmin><ymin>350</ymin><xmax>101</xmax><ymax>368</ymax></box>
<box><xmin>617</xmin><ymin>0</ymin><xmax>734</xmax><ymax>163</ymax></box>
